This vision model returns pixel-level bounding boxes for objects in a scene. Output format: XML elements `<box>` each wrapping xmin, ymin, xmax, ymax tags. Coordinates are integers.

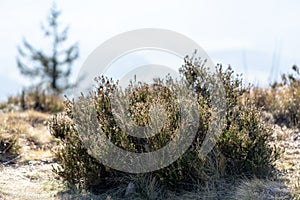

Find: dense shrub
<box><xmin>181</xmin><ymin>59</ymin><xmax>279</xmax><ymax>177</ymax></box>
<box><xmin>49</xmin><ymin>111</ymin><xmax>120</xmax><ymax>191</ymax></box>
<box><xmin>49</xmin><ymin>54</ymin><xmax>279</xmax><ymax>194</ymax></box>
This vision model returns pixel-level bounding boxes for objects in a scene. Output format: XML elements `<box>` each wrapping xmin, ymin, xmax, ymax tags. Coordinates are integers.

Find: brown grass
<box><xmin>0</xmin><ymin>110</ymin><xmax>57</xmax><ymax>163</ymax></box>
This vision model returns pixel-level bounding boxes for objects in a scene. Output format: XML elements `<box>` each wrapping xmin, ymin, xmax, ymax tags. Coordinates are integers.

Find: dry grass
<box><xmin>0</xmin><ymin>89</ymin><xmax>64</xmax><ymax>113</ymax></box>
<box><xmin>0</xmin><ymin>110</ymin><xmax>57</xmax><ymax>163</ymax></box>
<box><xmin>0</xmin><ymin>109</ymin><xmax>66</xmax><ymax>200</ymax></box>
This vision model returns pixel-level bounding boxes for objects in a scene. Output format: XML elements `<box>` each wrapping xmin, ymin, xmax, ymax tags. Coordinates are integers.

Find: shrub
<box><xmin>181</xmin><ymin>59</ymin><xmax>280</xmax><ymax>177</ymax></box>
<box><xmin>49</xmin><ymin>112</ymin><xmax>115</xmax><ymax>192</ymax></box>
<box><xmin>49</xmin><ymin>54</ymin><xmax>279</xmax><ymax>194</ymax></box>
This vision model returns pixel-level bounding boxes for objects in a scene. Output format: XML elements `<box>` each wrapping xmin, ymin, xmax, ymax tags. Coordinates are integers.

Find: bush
<box><xmin>49</xmin><ymin>54</ymin><xmax>279</xmax><ymax>194</ymax></box>
<box><xmin>181</xmin><ymin>59</ymin><xmax>280</xmax><ymax>177</ymax></box>
<box><xmin>49</xmin><ymin>111</ymin><xmax>117</xmax><ymax>192</ymax></box>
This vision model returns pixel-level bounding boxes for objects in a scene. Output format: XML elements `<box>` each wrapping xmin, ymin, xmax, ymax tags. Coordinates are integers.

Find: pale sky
<box><xmin>1</xmin><ymin>0</ymin><xmax>300</xmax><ymax>101</ymax></box>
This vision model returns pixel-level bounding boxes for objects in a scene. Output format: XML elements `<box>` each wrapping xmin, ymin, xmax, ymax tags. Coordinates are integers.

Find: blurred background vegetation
<box><xmin>0</xmin><ymin>1</ymin><xmax>300</xmax><ymax>199</ymax></box>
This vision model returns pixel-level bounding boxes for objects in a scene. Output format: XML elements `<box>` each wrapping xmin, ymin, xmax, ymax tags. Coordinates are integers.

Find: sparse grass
<box><xmin>0</xmin><ymin>87</ymin><xmax>64</xmax><ymax>113</ymax></box>
<box><xmin>252</xmin><ymin>65</ymin><xmax>300</xmax><ymax>129</ymax></box>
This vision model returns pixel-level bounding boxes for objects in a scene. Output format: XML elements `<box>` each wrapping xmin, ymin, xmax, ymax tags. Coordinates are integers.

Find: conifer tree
<box><xmin>17</xmin><ymin>3</ymin><xmax>79</xmax><ymax>94</ymax></box>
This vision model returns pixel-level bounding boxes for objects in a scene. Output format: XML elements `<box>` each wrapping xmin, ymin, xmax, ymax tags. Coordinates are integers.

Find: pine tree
<box><xmin>17</xmin><ymin>3</ymin><xmax>79</xmax><ymax>94</ymax></box>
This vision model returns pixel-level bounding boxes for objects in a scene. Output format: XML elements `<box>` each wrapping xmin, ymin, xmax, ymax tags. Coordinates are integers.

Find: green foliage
<box><xmin>181</xmin><ymin>56</ymin><xmax>279</xmax><ymax>177</ymax></box>
<box><xmin>49</xmin><ymin>112</ymin><xmax>112</xmax><ymax>191</ymax></box>
<box><xmin>49</xmin><ymin>54</ymin><xmax>279</xmax><ymax>194</ymax></box>
<box><xmin>218</xmin><ymin>101</ymin><xmax>277</xmax><ymax>176</ymax></box>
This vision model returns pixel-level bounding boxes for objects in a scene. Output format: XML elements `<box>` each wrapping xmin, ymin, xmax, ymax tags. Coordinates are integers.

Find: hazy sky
<box><xmin>1</xmin><ymin>0</ymin><xmax>300</xmax><ymax>101</ymax></box>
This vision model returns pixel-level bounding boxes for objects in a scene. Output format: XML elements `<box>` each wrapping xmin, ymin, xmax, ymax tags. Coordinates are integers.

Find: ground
<box><xmin>0</xmin><ymin>109</ymin><xmax>299</xmax><ymax>199</ymax></box>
